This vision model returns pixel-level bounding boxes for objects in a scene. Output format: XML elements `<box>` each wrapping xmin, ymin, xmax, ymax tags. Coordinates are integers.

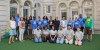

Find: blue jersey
<box><xmin>74</xmin><ymin>21</ymin><xmax>80</xmax><ymax>29</ymax></box>
<box><xmin>14</xmin><ymin>16</ymin><xmax>20</xmax><ymax>27</ymax></box>
<box><xmin>37</xmin><ymin>20</ymin><xmax>43</xmax><ymax>29</ymax></box>
<box><xmin>68</xmin><ymin>21</ymin><xmax>73</xmax><ymax>28</ymax></box>
<box><xmin>42</xmin><ymin>20</ymin><xmax>48</xmax><ymax>27</ymax></box>
<box><xmin>31</xmin><ymin>20</ymin><xmax>37</xmax><ymax>29</ymax></box>
<box><xmin>77</xmin><ymin>17</ymin><xmax>85</xmax><ymax>27</ymax></box>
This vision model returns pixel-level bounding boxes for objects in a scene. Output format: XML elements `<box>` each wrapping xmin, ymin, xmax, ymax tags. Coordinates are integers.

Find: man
<box><xmin>14</xmin><ymin>14</ymin><xmax>20</xmax><ymax>40</ymax></box>
<box><xmin>85</xmin><ymin>14</ymin><xmax>93</xmax><ymax>42</ymax></box>
<box><xmin>37</xmin><ymin>17</ymin><xmax>43</xmax><ymax>29</ymax></box>
<box><xmin>31</xmin><ymin>17</ymin><xmax>38</xmax><ymax>39</ymax></box>
<box><xmin>77</xmin><ymin>14</ymin><xmax>85</xmax><ymax>32</ymax></box>
<box><xmin>65</xmin><ymin>25</ymin><xmax>74</xmax><ymax>44</ymax></box>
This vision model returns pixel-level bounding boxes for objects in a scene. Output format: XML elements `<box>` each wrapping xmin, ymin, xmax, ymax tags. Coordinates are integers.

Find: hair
<box><xmin>10</xmin><ymin>16</ymin><xmax>14</xmax><ymax>20</ymax></box>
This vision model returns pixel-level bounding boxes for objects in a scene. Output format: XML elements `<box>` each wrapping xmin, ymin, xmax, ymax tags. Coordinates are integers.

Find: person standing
<box><xmin>37</xmin><ymin>17</ymin><xmax>43</xmax><ymax>29</ymax></box>
<box><xmin>49</xmin><ymin>16</ymin><xmax>54</xmax><ymax>30</ymax></box>
<box><xmin>84</xmin><ymin>14</ymin><xmax>93</xmax><ymax>42</ymax></box>
<box><xmin>18</xmin><ymin>17</ymin><xmax>25</xmax><ymax>42</ymax></box>
<box><xmin>31</xmin><ymin>17</ymin><xmax>38</xmax><ymax>39</ymax></box>
<box><xmin>77</xmin><ymin>14</ymin><xmax>85</xmax><ymax>32</ymax></box>
<box><xmin>42</xmin><ymin>16</ymin><xmax>48</xmax><ymax>29</ymax></box>
<box><xmin>28</xmin><ymin>16</ymin><xmax>32</xmax><ymax>39</ymax></box>
<box><xmin>54</xmin><ymin>17</ymin><xmax>60</xmax><ymax>31</ymax></box>
<box><xmin>8</xmin><ymin>16</ymin><xmax>16</xmax><ymax>44</ymax></box>
<box><xmin>14</xmin><ymin>14</ymin><xmax>20</xmax><ymax>40</ymax></box>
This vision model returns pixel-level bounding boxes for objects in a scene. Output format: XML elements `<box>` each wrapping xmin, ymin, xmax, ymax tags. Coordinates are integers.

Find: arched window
<box><xmin>83</xmin><ymin>0</ymin><xmax>93</xmax><ymax>17</ymax></box>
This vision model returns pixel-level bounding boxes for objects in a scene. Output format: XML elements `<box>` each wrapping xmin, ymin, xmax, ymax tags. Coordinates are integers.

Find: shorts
<box><xmin>84</xmin><ymin>27</ymin><xmax>92</xmax><ymax>35</ymax></box>
<box><xmin>10</xmin><ymin>29</ymin><xmax>16</xmax><ymax>36</ymax></box>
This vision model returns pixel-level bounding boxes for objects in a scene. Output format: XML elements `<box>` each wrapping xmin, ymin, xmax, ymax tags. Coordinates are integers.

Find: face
<box><xmin>50</xmin><ymin>16</ymin><xmax>52</xmax><ymax>20</ymax></box>
<box><xmin>67</xmin><ymin>26</ymin><xmax>71</xmax><ymax>30</ymax></box>
<box><xmin>77</xmin><ymin>28</ymin><xmax>80</xmax><ymax>31</ymax></box>
<box><xmin>60</xmin><ymin>26</ymin><xmax>63</xmax><ymax>30</ymax></box>
<box><xmin>87</xmin><ymin>15</ymin><xmax>90</xmax><ymax>18</ymax></box>
<box><xmin>79</xmin><ymin>14</ymin><xmax>82</xmax><ymax>18</ymax></box>
<box><xmin>52</xmin><ymin>26</ymin><xmax>55</xmax><ymax>30</ymax></box>
<box><xmin>69</xmin><ymin>18</ymin><xmax>71</xmax><ymax>21</ymax></box>
<box><xmin>56</xmin><ymin>17</ymin><xmax>58</xmax><ymax>20</ymax></box>
<box><xmin>62</xmin><ymin>17</ymin><xmax>65</xmax><ymax>20</ymax></box>
<box><xmin>11</xmin><ymin>17</ymin><xmax>14</xmax><ymax>20</ymax></box>
<box><xmin>37</xmin><ymin>26</ymin><xmax>40</xmax><ymax>30</ymax></box>
<box><xmin>45</xmin><ymin>27</ymin><xmax>47</xmax><ymax>30</ymax></box>
<box><xmin>20</xmin><ymin>17</ymin><xmax>23</xmax><ymax>21</ymax></box>
<box><xmin>38</xmin><ymin>17</ymin><xmax>40</xmax><ymax>20</ymax></box>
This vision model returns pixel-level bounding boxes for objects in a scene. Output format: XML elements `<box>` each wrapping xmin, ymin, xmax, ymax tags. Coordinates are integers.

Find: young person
<box><xmin>65</xmin><ymin>25</ymin><xmax>74</xmax><ymax>44</ymax></box>
<box><xmin>18</xmin><ymin>17</ymin><xmax>25</xmax><ymax>42</ymax></box>
<box><xmin>54</xmin><ymin>17</ymin><xmax>60</xmax><ymax>31</ymax></box>
<box><xmin>31</xmin><ymin>17</ymin><xmax>38</xmax><ymax>39</ymax></box>
<box><xmin>42</xmin><ymin>27</ymin><xmax>49</xmax><ymax>42</ymax></box>
<box><xmin>68</xmin><ymin>18</ymin><xmax>73</xmax><ymax>29</ymax></box>
<box><xmin>49</xmin><ymin>26</ymin><xmax>57</xmax><ymax>43</ymax></box>
<box><xmin>14</xmin><ymin>14</ymin><xmax>20</xmax><ymax>40</ymax></box>
<box><xmin>75</xmin><ymin>27</ymin><xmax>84</xmax><ymax>46</ymax></box>
<box><xmin>56</xmin><ymin>26</ymin><xmax>64</xmax><ymax>44</ymax></box>
<box><xmin>42</xmin><ymin>16</ymin><xmax>48</xmax><ymax>29</ymax></box>
<box><xmin>77</xmin><ymin>14</ymin><xmax>85</xmax><ymax>32</ymax></box>
<box><xmin>37</xmin><ymin>17</ymin><xmax>43</xmax><ymax>29</ymax></box>
<box><xmin>28</xmin><ymin>16</ymin><xmax>32</xmax><ymax>39</ymax></box>
<box><xmin>84</xmin><ymin>14</ymin><xmax>93</xmax><ymax>42</ymax></box>
<box><xmin>34</xmin><ymin>26</ymin><xmax>42</xmax><ymax>43</ymax></box>
<box><xmin>73</xmin><ymin>17</ymin><xmax>80</xmax><ymax>32</ymax></box>
<box><xmin>8</xmin><ymin>16</ymin><xmax>16</xmax><ymax>44</ymax></box>
<box><xmin>49</xmin><ymin>16</ymin><xmax>54</xmax><ymax>30</ymax></box>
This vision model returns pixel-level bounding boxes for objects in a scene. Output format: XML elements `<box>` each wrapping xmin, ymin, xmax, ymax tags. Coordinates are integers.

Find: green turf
<box><xmin>0</xmin><ymin>34</ymin><xmax>100</xmax><ymax>50</ymax></box>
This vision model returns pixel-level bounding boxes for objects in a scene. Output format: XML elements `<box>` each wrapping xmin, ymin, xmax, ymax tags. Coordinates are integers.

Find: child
<box><xmin>56</xmin><ymin>26</ymin><xmax>64</xmax><ymax>44</ymax></box>
<box><xmin>8</xmin><ymin>16</ymin><xmax>16</xmax><ymax>44</ymax></box>
<box><xmin>42</xmin><ymin>27</ymin><xmax>49</xmax><ymax>42</ymax></box>
<box><xmin>49</xmin><ymin>25</ymin><xmax>57</xmax><ymax>43</ymax></box>
<box><xmin>65</xmin><ymin>25</ymin><xmax>74</xmax><ymax>44</ymax></box>
<box><xmin>34</xmin><ymin>26</ymin><xmax>42</xmax><ymax>43</ymax></box>
<box><xmin>75</xmin><ymin>28</ymin><xmax>84</xmax><ymax>46</ymax></box>
<box><xmin>18</xmin><ymin>17</ymin><xmax>25</xmax><ymax>42</ymax></box>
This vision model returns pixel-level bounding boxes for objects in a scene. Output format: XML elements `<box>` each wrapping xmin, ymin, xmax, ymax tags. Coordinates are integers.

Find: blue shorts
<box><xmin>10</xmin><ymin>29</ymin><xmax>16</xmax><ymax>36</ymax></box>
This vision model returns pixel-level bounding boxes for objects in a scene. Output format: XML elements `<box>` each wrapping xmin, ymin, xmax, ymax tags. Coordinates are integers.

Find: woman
<box><xmin>28</xmin><ymin>16</ymin><xmax>32</xmax><ymax>39</ymax></box>
<box><xmin>54</xmin><ymin>17</ymin><xmax>60</xmax><ymax>31</ymax></box>
<box><xmin>75</xmin><ymin>27</ymin><xmax>84</xmax><ymax>46</ymax></box>
<box><xmin>24</xmin><ymin>16</ymin><xmax>28</xmax><ymax>40</ymax></box>
<box><xmin>42</xmin><ymin>16</ymin><xmax>48</xmax><ymax>29</ymax></box>
<box><xmin>18</xmin><ymin>17</ymin><xmax>25</xmax><ymax>42</ymax></box>
<box><xmin>8</xmin><ymin>16</ymin><xmax>16</xmax><ymax>44</ymax></box>
<box><xmin>49</xmin><ymin>25</ymin><xmax>57</xmax><ymax>43</ymax></box>
<box><xmin>42</xmin><ymin>27</ymin><xmax>49</xmax><ymax>42</ymax></box>
<box><xmin>56</xmin><ymin>26</ymin><xmax>64</xmax><ymax>44</ymax></box>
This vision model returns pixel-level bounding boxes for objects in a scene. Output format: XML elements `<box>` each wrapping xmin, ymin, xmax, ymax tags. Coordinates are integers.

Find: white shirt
<box><xmin>58</xmin><ymin>30</ymin><xmax>64</xmax><ymax>37</ymax></box>
<box><xmin>43</xmin><ymin>29</ymin><xmax>49</xmax><ymax>35</ymax></box>
<box><xmin>34</xmin><ymin>29</ymin><xmax>42</xmax><ymax>37</ymax></box>
<box><xmin>10</xmin><ymin>20</ymin><xmax>16</xmax><ymax>29</ymax></box>
<box><xmin>65</xmin><ymin>29</ymin><xmax>74</xmax><ymax>38</ymax></box>
<box><xmin>49</xmin><ymin>30</ymin><xmax>57</xmax><ymax>35</ymax></box>
<box><xmin>75</xmin><ymin>31</ymin><xmax>84</xmax><ymax>40</ymax></box>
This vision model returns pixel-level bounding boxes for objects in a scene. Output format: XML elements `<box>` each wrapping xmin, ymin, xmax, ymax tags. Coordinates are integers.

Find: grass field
<box><xmin>0</xmin><ymin>34</ymin><xmax>100</xmax><ymax>50</ymax></box>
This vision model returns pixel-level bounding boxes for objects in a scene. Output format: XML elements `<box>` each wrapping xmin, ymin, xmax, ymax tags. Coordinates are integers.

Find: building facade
<box><xmin>0</xmin><ymin>0</ymin><xmax>100</xmax><ymax>33</ymax></box>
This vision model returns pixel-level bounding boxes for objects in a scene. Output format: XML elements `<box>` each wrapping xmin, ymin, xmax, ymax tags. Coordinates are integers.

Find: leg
<box><xmin>60</xmin><ymin>37</ymin><xmax>64</xmax><ymax>44</ymax></box>
<box><xmin>69</xmin><ymin>39</ymin><xmax>73</xmax><ymax>44</ymax></box>
<box><xmin>56</xmin><ymin>38</ymin><xmax>60</xmax><ymax>44</ymax></box>
<box><xmin>39</xmin><ymin>38</ymin><xmax>42</xmax><ymax>43</ymax></box>
<box><xmin>78</xmin><ymin>41</ymin><xmax>82</xmax><ymax>46</ymax></box>
<box><xmin>75</xmin><ymin>40</ymin><xmax>78</xmax><ymax>45</ymax></box>
<box><xmin>9</xmin><ymin>35</ymin><xmax>12</xmax><ymax>44</ymax></box>
<box><xmin>65</xmin><ymin>39</ymin><xmax>69</xmax><ymax>44</ymax></box>
<box><xmin>34</xmin><ymin>37</ymin><xmax>39</xmax><ymax>43</ymax></box>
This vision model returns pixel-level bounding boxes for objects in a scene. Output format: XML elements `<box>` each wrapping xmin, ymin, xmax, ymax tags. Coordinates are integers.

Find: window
<box><xmin>23</xmin><ymin>9</ymin><xmax>28</xmax><ymax>17</ymax></box>
<box><xmin>47</xmin><ymin>5</ymin><xmax>51</xmax><ymax>13</ymax></box>
<box><xmin>10</xmin><ymin>7</ymin><xmax>17</xmax><ymax>17</ymax></box>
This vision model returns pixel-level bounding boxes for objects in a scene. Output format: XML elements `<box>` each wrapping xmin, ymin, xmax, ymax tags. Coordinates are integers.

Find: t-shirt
<box><xmin>37</xmin><ymin>20</ymin><xmax>43</xmax><ymax>29</ymax></box>
<box><xmin>34</xmin><ymin>29</ymin><xmax>42</xmax><ymax>37</ymax></box>
<box><xmin>65</xmin><ymin>29</ymin><xmax>74</xmax><ymax>38</ymax></box>
<box><xmin>31</xmin><ymin>20</ymin><xmax>37</xmax><ymax>29</ymax></box>
<box><xmin>10</xmin><ymin>20</ymin><xmax>16</xmax><ymax>29</ymax></box>
<box><xmin>74</xmin><ymin>21</ymin><xmax>80</xmax><ymax>29</ymax></box>
<box><xmin>60</xmin><ymin>20</ymin><xmax>67</xmax><ymax>28</ymax></box>
<box><xmin>43</xmin><ymin>30</ymin><xmax>49</xmax><ymax>35</ymax></box>
<box><xmin>42</xmin><ymin>20</ymin><xmax>48</xmax><ymax>27</ymax></box>
<box><xmin>18</xmin><ymin>21</ymin><xmax>25</xmax><ymax>28</ymax></box>
<box><xmin>14</xmin><ymin>16</ymin><xmax>20</xmax><ymax>27</ymax></box>
<box><xmin>57</xmin><ymin>30</ymin><xmax>64</xmax><ymax>37</ymax></box>
<box><xmin>75</xmin><ymin>31</ymin><xmax>84</xmax><ymax>40</ymax></box>
<box><xmin>77</xmin><ymin>17</ymin><xmax>85</xmax><ymax>27</ymax></box>
<box><xmin>49</xmin><ymin>30</ymin><xmax>57</xmax><ymax>35</ymax></box>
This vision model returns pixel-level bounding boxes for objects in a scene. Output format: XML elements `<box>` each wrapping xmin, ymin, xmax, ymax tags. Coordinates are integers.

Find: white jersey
<box><xmin>34</xmin><ymin>29</ymin><xmax>42</xmax><ymax>37</ymax></box>
<box><xmin>43</xmin><ymin>29</ymin><xmax>49</xmax><ymax>35</ymax></box>
<box><xmin>49</xmin><ymin>30</ymin><xmax>57</xmax><ymax>35</ymax></box>
<box><xmin>75</xmin><ymin>31</ymin><xmax>84</xmax><ymax>40</ymax></box>
<box><xmin>57</xmin><ymin>30</ymin><xmax>64</xmax><ymax>37</ymax></box>
<box><xmin>10</xmin><ymin>20</ymin><xmax>16</xmax><ymax>29</ymax></box>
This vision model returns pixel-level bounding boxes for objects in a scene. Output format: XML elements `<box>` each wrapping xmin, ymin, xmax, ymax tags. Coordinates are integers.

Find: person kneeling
<box><xmin>42</xmin><ymin>27</ymin><xmax>49</xmax><ymax>42</ymax></box>
<box><xmin>49</xmin><ymin>26</ymin><xmax>57</xmax><ymax>43</ymax></box>
<box><xmin>65</xmin><ymin>25</ymin><xmax>74</xmax><ymax>45</ymax></box>
<box><xmin>34</xmin><ymin>26</ymin><xmax>42</xmax><ymax>43</ymax></box>
<box><xmin>75</xmin><ymin>28</ymin><xmax>84</xmax><ymax>46</ymax></box>
<box><xmin>56</xmin><ymin>26</ymin><xmax>64</xmax><ymax>44</ymax></box>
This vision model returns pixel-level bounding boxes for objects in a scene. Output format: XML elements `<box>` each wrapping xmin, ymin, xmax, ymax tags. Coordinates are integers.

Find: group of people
<box><xmin>8</xmin><ymin>14</ymin><xmax>93</xmax><ymax>46</ymax></box>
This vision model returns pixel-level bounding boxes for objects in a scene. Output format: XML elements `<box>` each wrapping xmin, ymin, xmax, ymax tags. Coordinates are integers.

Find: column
<box><xmin>19</xmin><ymin>5</ymin><xmax>24</xmax><ymax>17</ymax></box>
